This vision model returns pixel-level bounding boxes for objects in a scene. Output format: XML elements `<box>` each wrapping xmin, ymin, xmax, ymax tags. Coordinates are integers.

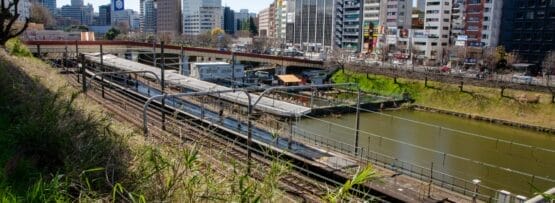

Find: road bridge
<box><xmin>23</xmin><ymin>40</ymin><xmax>325</xmax><ymax>68</ymax></box>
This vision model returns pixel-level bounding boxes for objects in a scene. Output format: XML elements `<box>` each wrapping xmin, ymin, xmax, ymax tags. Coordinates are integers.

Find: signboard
<box><xmin>114</xmin><ymin>0</ymin><xmax>124</xmax><ymax>11</ymax></box>
<box><xmin>386</xmin><ymin>35</ymin><xmax>397</xmax><ymax>44</ymax></box>
<box><xmin>399</xmin><ymin>29</ymin><xmax>409</xmax><ymax>38</ymax></box>
<box><xmin>456</xmin><ymin>35</ymin><xmax>468</xmax><ymax>41</ymax></box>
<box><xmin>455</xmin><ymin>41</ymin><xmax>466</xmax><ymax>46</ymax></box>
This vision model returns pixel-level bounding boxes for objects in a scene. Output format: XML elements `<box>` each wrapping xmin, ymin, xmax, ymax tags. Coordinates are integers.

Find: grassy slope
<box><xmin>0</xmin><ymin>40</ymin><xmax>291</xmax><ymax>202</ymax></box>
<box><xmin>332</xmin><ymin>70</ymin><xmax>555</xmax><ymax>129</ymax></box>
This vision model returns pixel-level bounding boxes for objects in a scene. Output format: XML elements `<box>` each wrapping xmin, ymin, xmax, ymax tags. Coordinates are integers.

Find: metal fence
<box><xmin>290</xmin><ymin>121</ymin><xmax>554</xmax><ymax>202</ymax></box>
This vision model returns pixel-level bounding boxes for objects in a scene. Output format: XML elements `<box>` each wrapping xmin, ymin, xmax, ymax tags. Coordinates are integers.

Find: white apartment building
<box><xmin>258</xmin><ymin>7</ymin><xmax>270</xmax><ymax>37</ymax></box>
<box><xmin>423</xmin><ymin>0</ymin><xmax>452</xmax><ymax>64</ymax></box>
<box><xmin>383</xmin><ymin>0</ymin><xmax>412</xmax><ymax>29</ymax></box>
<box><xmin>275</xmin><ymin>0</ymin><xmax>292</xmax><ymax>40</ymax></box>
<box><xmin>473</xmin><ymin>0</ymin><xmax>503</xmax><ymax>47</ymax></box>
<box><xmin>183</xmin><ymin>0</ymin><xmax>222</xmax><ymax>35</ymax></box>
<box><xmin>362</xmin><ymin>0</ymin><xmax>411</xmax><ymax>55</ymax></box>
<box><xmin>362</xmin><ymin>0</ymin><xmax>381</xmax><ymax>53</ymax></box>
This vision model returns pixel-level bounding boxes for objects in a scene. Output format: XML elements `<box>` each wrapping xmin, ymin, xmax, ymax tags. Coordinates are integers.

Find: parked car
<box><xmin>512</xmin><ymin>75</ymin><xmax>533</xmax><ymax>84</ymax></box>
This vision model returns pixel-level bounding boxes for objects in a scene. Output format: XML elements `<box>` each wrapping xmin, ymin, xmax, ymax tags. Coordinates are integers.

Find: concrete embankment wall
<box><xmin>410</xmin><ymin>105</ymin><xmax>555</xmax><ymax>134</ymax></box>
<box><xmin>308</xmin><ymin>100</ymin><xmax>407</xmax><ymax>117</ymax></box>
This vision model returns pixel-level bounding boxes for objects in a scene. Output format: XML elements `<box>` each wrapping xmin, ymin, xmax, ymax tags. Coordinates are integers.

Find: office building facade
<box><xmin>335</xmin><ymin>0</ymin><xmax>363</xmax><ymax>52</ymax></box>
<box><xmin>422</xmin><ymin>0</ymin><xmax>452</xmax><ymax>64</ymax></box>
<box><xmin>140</xmin><ymin>0</ymin><xmax>157</xmax><ymax>33</ymax></box>
<box><xmin>60</xmin><ymin>1</ymin><xmax>93</xmax><ymax>25</ymax></box>
<box><xmin>157</xmin><ymin>0</ymin><xmax>182</xmax><ymax>35</ymax></box>
<box><xmin>288</xmin><ymin>0</ymin><xmax>334</xmax><ymax>52</ymax></box>
<box><xmin>223</xmin><ymin>7</ymin><xmax>236</xmax><ymax>34</ymax></box>
<box><xmin>98</xmin><ymin>4</ymin><xmax>111</xmax><ymax>26</ymax></box>
<box><xmin>37</xmin><ymin>0</ymin><xmax>57</xmax><ymax>14</ymax></box>
<box><xmin>499</xmin><ymin>0</ymin><xmax>555</xmax><ymax>62</ymax></box>
<box><xmin>183</xmin><ymin>0</ymin><xmax>222</xmax><ymax>35</ymax></box>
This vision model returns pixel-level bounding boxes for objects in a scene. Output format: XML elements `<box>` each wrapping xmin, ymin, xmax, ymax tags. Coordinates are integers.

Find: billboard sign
<box><xmin>114</xmin><ymin>0</ymin><xmax>124</xmax><ymax>11</ymax></box>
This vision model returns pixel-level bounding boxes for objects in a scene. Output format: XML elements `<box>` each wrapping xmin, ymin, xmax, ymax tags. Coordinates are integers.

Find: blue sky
<box><xmin>58</xmin><ymin>0</ymin><xmax>274</xmax><ymax>13</ymax></box>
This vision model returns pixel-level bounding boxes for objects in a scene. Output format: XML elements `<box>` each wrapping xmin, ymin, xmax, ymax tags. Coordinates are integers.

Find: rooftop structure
<box><xmin>84</xmin><ymin>54</ymin><xmax>312</xmax><ymax>117</ymax></box>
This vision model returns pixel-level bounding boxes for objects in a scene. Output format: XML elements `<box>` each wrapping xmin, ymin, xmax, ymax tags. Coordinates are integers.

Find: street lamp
<box><xmin>472</xmin><ymin>179</ymin><xmax>481</xmax><ymax>202</ymax></box>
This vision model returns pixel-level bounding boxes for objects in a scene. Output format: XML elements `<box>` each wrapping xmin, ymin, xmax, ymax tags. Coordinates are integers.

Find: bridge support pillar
<box><xmin>288</xmin><ymin>118</ymin><xmax>293</xmax><ymax>150</ymax></box>
<box><xmin>36</xmin><ymin>44</ymin><xmax>41</xmax><ymax>58</ymax></box>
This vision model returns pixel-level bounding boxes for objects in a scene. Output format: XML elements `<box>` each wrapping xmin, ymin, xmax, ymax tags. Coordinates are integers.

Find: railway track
<box><xmin>61</xmin><ymin>67</ymin><xmax>358</xmax><ymax>202</ymax></box>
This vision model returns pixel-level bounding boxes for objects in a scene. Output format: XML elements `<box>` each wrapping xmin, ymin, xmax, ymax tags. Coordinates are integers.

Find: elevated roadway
<box><xmin>24</xmin><ymin>40</ymin><xmax>325</xmax><ymax>68</ymax></box>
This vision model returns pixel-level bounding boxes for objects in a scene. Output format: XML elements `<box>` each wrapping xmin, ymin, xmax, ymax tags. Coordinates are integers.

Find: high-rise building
<box><xmin>182</xmin><ymin>0</ymin><xmax>221</xmax><ymax>35</ymax></box>
<box><xmin>422</xmin><ymin>0</ymin><xmax>452</xmax><ymax>64</ymax></box>
<box><xmin>235</xmin><ymin>9</ymin><xmax>251</xmax><ymax>30</ymax></box>
<box><xmin>157</xmin><ymin>0</ymin><xmax>182</xmax><ymax>35</ymax></box>
<box><xmin>289</xmin><ymin>0</ymin><xmax>334</xmax><ymax>52</ymax></box>
<box><xmin>275</xmin><ymin>0</ymin><xmax>292</xmax><ymax>40</ymax></box>
<box><xmin>500</xmin><ymin>0</ymin><xmax>555</xmax><ymax>62</ymax></box>
<box><xmin>383</xmin><ymin>0</ymin><xmax>412</xmax><ymax>29</ymax></box>
<box><xmin>362</xmin><ymin>0</ymin><xmax>382</xmax><ymax>54</ymax></box>
<box><xmin>71</xmin><ymin>0</ymin><xmax>83</xmax><ymax>7</ymax></box>
<box><xmin>461</xmin><ymin>0</ymin><xmax>503</xmax><ymax>47</ymax></box>
<box><xmin>361</xmin><ymin>0</ymin><xmax>411</xmax><ymax>54</ymax></box>
<box><xmin>60</xmin><ymin>2</ymin><xmax>93</xmax><ymax>25</ymax></box>
<box><xmin>268</xmin><ymin>3</ymin><xmax>276</xmax><ymax>38</ymax></box>
<box><xmin>98</xmin><ymin>4</ymin><xmax>111</xmax><ymax>26</ymax></box>
<box><xmin>141</xmin><ymin>0</ymin><xmax>157</xmax><ymax>33</ymax></box>
<box><xmin>223</xmin><ymin>7</ymin><xmax>235</xmax><ymax>34</ymax></box>
<box><xmin>417</xmin><ymin>0</ymin><xmax>426</xmax><ymax>12</ymax></box>
<box><xmin>450</xmin><ymin>0</ymin><xmax>465</xmax><ymax>45</ymax></box>
<box><xmin>258</xmin><ymin>7</ymin><xmax>271</xmax><ymax>37</ymax></box>
<box><xmin>335</xmin><ymin>0</ymin><xmax>363</xmax><ymax>52</ymax></box>
<box><xmin>37</xmin><ymin>0</ymin><xmax>57</xmax><ymax>14</ymax></box>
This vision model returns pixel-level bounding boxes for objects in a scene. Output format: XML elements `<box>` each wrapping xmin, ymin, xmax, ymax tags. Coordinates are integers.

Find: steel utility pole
<box><xmin>161</xmin><ymin>41</ymin><xmax>166</xmax><ymax>130</ymax></box>
<box><xmin>80</xmin><ymin>54</ymin><xmax>86</xmax><ymax>93</ymax></box>
<box><xmin>354</xmin><ymin>87</ymin><xmax>362</xmax><ymax>155</ymax></box>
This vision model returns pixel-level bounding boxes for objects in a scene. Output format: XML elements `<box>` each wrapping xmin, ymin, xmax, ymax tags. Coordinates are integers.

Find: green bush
<box><xmin>6</xmin><ymin>38</ymin><xmax>32</xmax><ymax>57</ymax></box>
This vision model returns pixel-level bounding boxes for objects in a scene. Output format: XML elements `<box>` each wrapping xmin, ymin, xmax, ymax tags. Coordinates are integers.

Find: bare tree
<box><xmin>252</xmin><ymin>37</ymin><xmax>270</xmax><ymax>52</ymax></box>
<box><xmin>505</xmin><ymin>51</ymin><xmax>520</xmax><ymax>65</ymax></box>
<box><xmin>542</xmin><ymin>51</ymin><xmax>555</xmax><ymax>103</ymax></box>
<box><xmin>377</xmin><ymin>45</ymin><xmax>390</xmax><ymax>65</ymax></box>
<box><xmin>196</xmin><ymin>31</ymin><xmax>212</xmax><ymax>47</ymax></box>
<box><xmin>326</xmin><ymin>48</ymin><xmax>351</xmax><ymax>73</ymax></box>
<box><xmin>235</xmin><ymin>30</ymin><xmax>251</xmax><ymax>38</ymax></box>
<box><xmin>481</xmin><ymin>47</ymin><xmax>497</xmax><ymax>73</ymax></box>
<box><xmin>0</xmin><ymin>0</ymin><xmax>29</xmax><ymax>46</ymax></box>
<box><xmin>448</xmin><ymin>46</ymin><xmax>466</xmax><ymax>69</ymax></box>
<box><xmin>29</xmin><ymin>3</ymin><xmax>55</xmax><ymax>27</ymax></box>
<box><xmin>115</xmin><ymin>21</ymin><xmax>130</xmax><ymax>34</ymax></box>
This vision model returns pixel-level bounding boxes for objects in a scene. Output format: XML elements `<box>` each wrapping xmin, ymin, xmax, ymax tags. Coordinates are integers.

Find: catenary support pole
<box><xmin>75</xmin><ymin>40</ymin><xmax>79</xmax><ymax>58</ymax></box>
<box><xmin>36</xmin><ymin>44</ymin><xmax>41</xmax><ymax>58</ymax></box>
<box><xmin>100</xmin><ymin>44</ymin><xmax>104</xmax><ymax>71</ymax></box>
<box><xmin>354</xmin><ymin>87</ymin><xmax>362</xmax><ymax>155</ymax></box>
<box><xmin>81</xmin><ymin>54</ymin><xmax>86</xmax><ymax>93</ymax></box>
<box><xmin>161</xmin><ymin>41</ymin><xmax>166</xmax><ymax>130</ymax></box>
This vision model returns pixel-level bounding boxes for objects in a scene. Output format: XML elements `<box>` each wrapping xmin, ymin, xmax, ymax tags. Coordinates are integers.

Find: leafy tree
<box><xmin>326</xmin><ymin>48</ymin><xmax>351</xmax><ymax>73</ymax></box>
<box><xmin>105</xmin><ymin>27</ymin><xmax>121</xmax><ymax>40</ymax></box>
<box><xmin>248</xmin><ymin>17</ymin><xmax>258</xmax><ymax>36</ymax></box>
<box><xmin>29</xmin><ymin>3</ymin><xmax>55</xmax><ymax>28</ymax></box>
<box><xmin>0</xmin><ymin>0</ymin><xmax>29</xmax><ymax>46</ymax></box>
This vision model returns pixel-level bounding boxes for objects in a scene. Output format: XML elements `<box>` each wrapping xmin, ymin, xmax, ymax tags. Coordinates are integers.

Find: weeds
<box><xmin>324</xmin><ymin>164</ymin><xmax>380</xmax><ymax>203</ymax></box>
<box><xmin>6</xmin><ymin>38</ymin><xmax>31</xmax><ymax>57</ymax></box>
